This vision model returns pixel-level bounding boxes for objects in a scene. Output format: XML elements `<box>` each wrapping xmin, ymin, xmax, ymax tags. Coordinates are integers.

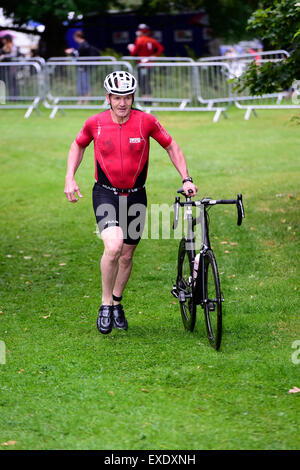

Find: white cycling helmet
<box><xmin>104</xmin><ymin>70</ymin><xmax>137</xmax><ymax>95</ymax></box>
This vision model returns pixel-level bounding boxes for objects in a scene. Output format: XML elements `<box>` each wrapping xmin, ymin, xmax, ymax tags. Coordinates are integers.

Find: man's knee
<box><xmin>102</xmin><ymin>226</ymin><xmax>124</xmax><ymax>261</ymax></box>
<box><xmin>104</xmin><ymin>243</ymin><xmax>123</xmax><ymax>261</ymax></box>
<box><xmin>119</xmin><ymin>247</ymin><xmax>135</xmax><ymax>266</ymax></box>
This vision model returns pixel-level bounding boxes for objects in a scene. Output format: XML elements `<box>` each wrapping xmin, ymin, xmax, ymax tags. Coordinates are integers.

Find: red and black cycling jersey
<box><xmin>75</xmin><ymin>109</ymin><xmax>172</xmax><ymax>189</ymax></box>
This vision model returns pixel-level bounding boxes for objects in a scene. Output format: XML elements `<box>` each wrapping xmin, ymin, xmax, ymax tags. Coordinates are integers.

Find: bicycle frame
<box><xmin>182</xmin><ymin>201</ymin><xmax>212</xmax><ymax>306</ymax></box>
<box><xmin>172</xmin><ymin>189</ymin><xmax>245</xmax><ymax>349</ymax></box>
<box><xmin>173</xmin><ymin>192</ymin><xmax>244</xmax><ymax>305</ymax></box>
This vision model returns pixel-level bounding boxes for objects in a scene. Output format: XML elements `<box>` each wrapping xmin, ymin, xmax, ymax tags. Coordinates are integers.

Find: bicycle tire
<box><xmin>203</xmin><ymin>250</ymin><xmax>222</xmax><ymax>350</ymax></box>
<box><xmin>176</xmin><ymin>238</ymin><xmax>196</xmax><ymax>331</ymax></box>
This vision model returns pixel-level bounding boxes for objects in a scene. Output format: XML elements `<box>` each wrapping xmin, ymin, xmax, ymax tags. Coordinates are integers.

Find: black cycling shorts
<box><xmin>92</xmin><ymin>183</ymin><xmax>147</xmax><ymax>245</ymax></box>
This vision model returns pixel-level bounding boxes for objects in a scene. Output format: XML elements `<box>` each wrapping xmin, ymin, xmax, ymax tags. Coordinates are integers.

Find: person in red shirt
<box><xmin>246</xmin><ymin>47</ymin><xmax>260</xmax><ymax>65</ymax></box>
<box><xmin>128</xmin><ymin>24</ymin><xmax>164</xmax><ymax>58</ymax></box>
<box><xmin>64</xmin><ymin>71</ymin><xmax>197</xmax><ymax>335</ymax></box>
<box><xmin>128</xmin><ymin>24</ymin><xmax>164</xmax><ymax>97</ymax></box>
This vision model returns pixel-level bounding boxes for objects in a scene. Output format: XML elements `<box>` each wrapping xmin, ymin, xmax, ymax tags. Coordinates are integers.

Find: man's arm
<box><xmin>165</xmin><ymin>139</ymin><xmax>198</xmax><ymax>196</ymax></box>
<box><xmin>64</xmin><ymin>141</ymin><xmax>85</xmax><ymax>203</ymax></box>
<box><xmin>153</xmin><ymin>39</ymin><xmax>164</xmax><ymax>57</ymax></box>
<box><xmin>128</xmin><ymin>40</ymin><xmax>139</xmax><ymax>56</ymax></box>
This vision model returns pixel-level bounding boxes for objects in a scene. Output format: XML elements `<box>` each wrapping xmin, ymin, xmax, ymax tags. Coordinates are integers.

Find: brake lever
<box><xmin>173</xmin><ymin>196</ymin><xmax>180</xmax><ymax>230</ymax></box>
<box><xmin>236</xmin><ymin>194</ymin><xmax>245</xmax><ymax>226</ymax></box>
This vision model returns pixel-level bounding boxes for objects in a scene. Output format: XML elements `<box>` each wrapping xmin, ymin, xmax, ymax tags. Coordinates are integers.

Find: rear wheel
<box><xmin>176</xmin><ymin>239</ymin><xmax>196</xmax><ymax>331</ymax></box>
<box><xmin>203</xmin><ymin>250</ymin><xmax>222</xmax><ymax>350</ymax></box>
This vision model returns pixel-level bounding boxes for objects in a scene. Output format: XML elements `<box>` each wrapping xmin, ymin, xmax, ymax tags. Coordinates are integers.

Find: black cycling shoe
<box><xmin>112</xmin><ymin>304</ymin><xmax>128</xmax><ymax>330</ymax></box>
<box><xmin>97</xmin><ymin>305</ymin><xmax>113</xmax><ymax>335</ymax></box>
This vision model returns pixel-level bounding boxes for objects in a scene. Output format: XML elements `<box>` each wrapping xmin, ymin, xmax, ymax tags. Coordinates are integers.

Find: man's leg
<box><xmin>100</xmin><ymin>226</ymin><xmax>124</xmax><ymax>305</ymax></box>
<box><xmin>110</xmin><ymin>243</ymin><xmax>137</xmax><ymax>330</ymax></box>
<box><xmin>112</xmin><ymin>243</ymin><xmax>137</xmax><ymax>305</ymax></box>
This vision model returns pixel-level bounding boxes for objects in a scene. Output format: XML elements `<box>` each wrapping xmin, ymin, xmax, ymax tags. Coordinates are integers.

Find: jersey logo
<box><xmin>129</xmin><ymin>138</ymin><xmax>141</xmax><ymax>143</ymax></box>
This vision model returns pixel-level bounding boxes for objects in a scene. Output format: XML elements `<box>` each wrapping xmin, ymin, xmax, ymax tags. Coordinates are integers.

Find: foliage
<box><xmin>235</xmin><ymin>0</ymin><xmax>300</xmax><ymax>95</ymax></box>
<box><xmin>1</xmin><ymin>0</ymin><xmax>261</xmax><ymax>56</ymax></box>
<box><xmin>1</xmin><ymin>0</ymin><xmax>118</xmax><ymax>23</ymax></box>
<box><xmin>99</xmin><ymin>47</ymin><xmax>123</xmax><ymax>59</ymax></box>
<box><xmin>133</xmin><ymin>0</ymin><xmax>260</xmax><ymax>42</ymax></box>
<box><xmin>1</xmin><ymin>0</ymin><xmax>119</xmax><ymax>57</ymax></box>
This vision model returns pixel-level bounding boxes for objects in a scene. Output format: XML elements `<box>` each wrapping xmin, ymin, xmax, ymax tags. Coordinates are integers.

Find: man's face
<box><xmin>108</xmin><ymin>94</ymin><xmax>134</xmax><ymax>119</ymax></box>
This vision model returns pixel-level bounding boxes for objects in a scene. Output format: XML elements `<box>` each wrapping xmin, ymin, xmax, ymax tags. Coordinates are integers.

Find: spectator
<box><xmin>225</xmin><ymin>47</ymin><xmax>245</xmax><ymax>78</ymax></box>
<box><xmin>246</xmin><ymin>47</ymin><xmax>260</xmax><ymax>65</ymax></box>
<box><xmin>206</xmin><ymin>30</ymin><xmax>221</xmax><ymax>57</ymax></box>
<box><xmin>0</xmin><ymin>34</ymin><xmax>21</xmax><ymax>98</ymax></box>
<box><xmin>0</xmin><ymin>34</ymin><xmax>20</xmax><ymax>60</ymax></box>
<box><xmin>65</xmin><ymin>31</ymin><xmax>99</xmax><ymax>104</ymax></box>
<box><xmin>127</xmin><ymin>24</ymin><xmax>164</xmax><ymax>99</ymax></box>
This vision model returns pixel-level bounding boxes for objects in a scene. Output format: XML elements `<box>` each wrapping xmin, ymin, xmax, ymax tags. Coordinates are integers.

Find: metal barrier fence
<box><xmin>122</xmin><ymin>56</ymin><xmax>195</xmax><ymax>62</ymax></box>
<box><xmin>12</xmin><ymin>56</ymin><xmax>46</xmax><ymax>67</ymax></box>
<box><xmin>121</xmin><ymin>56</ymin><xmax>195</xmax><ymax>83</ymax></box>
<box><xmin>0</xmin><ymin>51</ymin><xmax>299</xmax><ymax>120</ymax></box>
<box><xmin>43</xmin><ymin>60</ymin><xmax>134</xmax><ymax>118</ymax></box>
<box><xmin>198</xmin><ymin>50</ymin><xmax>300</xmax><ymax>118</ymax></box>
<box><xmin>47</xmin><ymin>56</ymin><xmax>117</xmax><ymax>62</ymax></box>
<box><xmin>0</xmin><ymin>61</ymin><xmax>43</xmax><ymax>118</ymax></box>
<box><xmin>135</xmin><ymin>61</ymin><xmax>231</xmax><ymax>122</ymax></box>
<box><xmin>199</xmin><ymin>50</ymin><xmax>289</xmax><ymax>65</ymax></box>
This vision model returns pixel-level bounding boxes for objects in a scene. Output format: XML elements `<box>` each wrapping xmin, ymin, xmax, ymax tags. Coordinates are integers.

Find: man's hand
<box><xmin>64</xmin><ymin>177</ymin><xmax>83</xmax><ymax>203</ymax></box>
<box><xmin>183</xmin><ymin>181</ymin><xmax>198</xmax><ymax>197</ymax></box>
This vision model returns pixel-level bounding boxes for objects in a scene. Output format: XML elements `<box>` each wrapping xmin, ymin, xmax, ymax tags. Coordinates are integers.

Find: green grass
<box><xmin>0</xmin><ymin>108</ymin><xmax>299</xmax><ymax>450</ymax></box>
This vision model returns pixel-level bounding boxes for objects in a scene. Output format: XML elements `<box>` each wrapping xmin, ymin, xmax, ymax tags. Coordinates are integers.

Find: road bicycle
<box><xmin>171</xmin><ymin>189</ymin><xmax>245</xmax><ymax>350</ymax></box>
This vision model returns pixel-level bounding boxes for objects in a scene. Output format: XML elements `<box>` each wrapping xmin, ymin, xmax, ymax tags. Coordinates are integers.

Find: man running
<box><xmin>64</xmin><ymin>71</ymin><xmax>197</xmax><ymax>335</ymax></box>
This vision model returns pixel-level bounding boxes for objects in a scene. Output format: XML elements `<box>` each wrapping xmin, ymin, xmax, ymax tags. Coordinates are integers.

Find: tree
<box><xmin>235</xmin><ymin>0</ymin><xmax>300</xmax><ymax>95</ymax></box>
<box><xmin>1</xmin><ymin>0</ymin><xmax>120</xmax><ymax>58</ymax></box>
<box><xmin>133</xmin><ymin>0</ymin><xmax>260</xmax><ymax>43</ymax></box>
<box><xmin>1</xmin><ymin>0</ymin><xmax>261</xmax><ymax>57</ymax></box>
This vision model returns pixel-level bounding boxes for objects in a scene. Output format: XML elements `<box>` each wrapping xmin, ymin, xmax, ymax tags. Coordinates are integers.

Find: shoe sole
<box><xmin>113</xmin><ymin>320</ymin><xmax>128</xmax><ymax>330</ymax></box>
<box><xmin>96</xmin><ymin>319</ymin><xmax>113</xmax><ymax>335</ymax></box>
<box><xmin>97</xmin><ymin>326</ymin><xmax>113</xmax><ymax>335</ymax></box>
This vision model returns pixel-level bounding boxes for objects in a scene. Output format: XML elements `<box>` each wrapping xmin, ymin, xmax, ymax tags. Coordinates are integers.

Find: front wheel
<box><xmin>203</xmin><ymin>250</ymin><xmax>223</xmax><ymax>350</ymax></box>
<box><xmin>176</xmin><ymin>238</ymin><xmax>196</xmax><ymax>331</ymax></box>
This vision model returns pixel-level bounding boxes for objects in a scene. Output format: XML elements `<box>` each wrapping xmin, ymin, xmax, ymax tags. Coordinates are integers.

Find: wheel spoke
<box><xmin>176</xmin><ymin>239</ymin><xmax>196</xmax><ymax>332</ymax></box>
<box><xmin>203</xmin><ymin>251</ymin><xmax>222</xmax><ymax>350</ymax></box>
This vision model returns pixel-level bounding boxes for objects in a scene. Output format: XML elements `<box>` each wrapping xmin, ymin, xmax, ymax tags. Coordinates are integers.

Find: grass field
<box><xmin>0</xmin><ymin>108</ymin><xmax>299</xmax><ymax>450</ymax></box>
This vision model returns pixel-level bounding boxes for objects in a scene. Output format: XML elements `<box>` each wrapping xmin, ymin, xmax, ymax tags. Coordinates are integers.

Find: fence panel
<box><xmin>1</xmin><ymin>54</ymin><xmax>294</xmax><ymax>120</ymax></box>
<box><xmin>44</xmin><ymin>60</ymin><xmax>134</xmax><ymax>118</ymax></box>
<box><xmin>135</xmin><ymin>62</ymin><xmax>232</xmax><ymax>121</ymax></box>
<box><xmin>0</xmin><ymin>61</ymin><xmax>43</xmax><ymax>118</ymax></box>
<box><xmin>48</xmin><ymin>56</ymin><xmax>117</xmax><ymax>62</ymax></box>
<box><xmin>199</xmin><ymin>50</ymin><xmax>300</xmax><ymax>117</ymax></box>
<box><xmin>121</xmin><ymin>56</ymin><xmax>195</xmax><ymax>78</ymax></box>
<box><xmin>199</xmin><ymin>50</ymin><xmax>289</xmax><ymax>68</ymax></box>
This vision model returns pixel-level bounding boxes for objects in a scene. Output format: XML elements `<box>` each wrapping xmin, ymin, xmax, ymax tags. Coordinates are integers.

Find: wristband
<box><xmin>182</xmin><ymin>177</ymin><xmax>193</xmax><ymax>184</ymax></box>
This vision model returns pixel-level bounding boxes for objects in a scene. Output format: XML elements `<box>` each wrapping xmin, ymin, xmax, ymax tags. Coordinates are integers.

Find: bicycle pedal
<box><xmin>171</xmin><ymin>286</ymin><xmax>179</xmax><ymax>299</ymax></box>
<box><xmin>179</xmin><ymin>291</ymin><xmax>186</xmax><ymax>302</ymax></box>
